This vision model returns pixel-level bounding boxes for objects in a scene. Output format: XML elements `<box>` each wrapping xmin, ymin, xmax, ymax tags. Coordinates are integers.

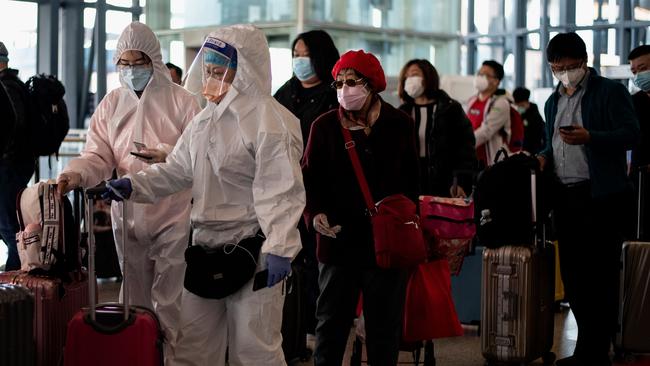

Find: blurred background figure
<box><xmin>512</xmin><ymin>86</ymin><xmax>546</xmax><ymax>155</ymax></box>
<box><xmin>166</xmin><ymin>62</ymin><xmax>183</xmax><ymax>85</ymax></box>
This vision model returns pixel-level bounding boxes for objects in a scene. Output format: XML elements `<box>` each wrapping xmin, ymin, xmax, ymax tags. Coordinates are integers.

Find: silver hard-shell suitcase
<box><xmin>615</xmin><ymin>165</ymin><xmax>650</xmax><ymax>357</ymax></box>
<box><xmin>480</xmin><ymin>168</ymin><xmax>556</xmax><ymax>365</ymax></box>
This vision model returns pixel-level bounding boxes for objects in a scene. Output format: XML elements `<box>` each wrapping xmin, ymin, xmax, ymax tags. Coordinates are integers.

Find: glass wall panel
<box><xmin>170</xmin><ymin>0</ymin><xmax>296</xmax><ymax>29</ymax></box>
<box><xmin>308</xmin><ymin>0</ymin><xmax>458</xmax><ymax>33</ymax></box>
<box><xmin>527</xmin><ymin>0</ymin><xmax>540</xmax><ymax>29</ymax></box>
<box><xmin>635</xmin><ymin>2</ymin><xmax>650</xmax><ymax>20</ymax></box>
<box><xmin>549</xmin><ymin>0</ymin><xmax>561</xmax><ymax>26</ymax></box>
<box><xmin>474</xmin><ymin>0</ymin><xmax>504</xmax><ymax>34</ymax></box>
<box><xmin>0</xmin><ymin>0</ymin><xmax>38</xmax><ymax>80</ymax></box>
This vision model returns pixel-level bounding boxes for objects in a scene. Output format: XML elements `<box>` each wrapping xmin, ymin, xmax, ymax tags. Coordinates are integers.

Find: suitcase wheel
<box><xmin>542</xmin><ymin>351</ymin><xmax>556</xmax><ymax>365</ymax></box>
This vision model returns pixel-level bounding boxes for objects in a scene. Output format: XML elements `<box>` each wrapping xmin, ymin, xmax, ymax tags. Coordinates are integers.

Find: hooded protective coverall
<box><xmin>60</xmin><ymin>22</ymin><xmax>200</xmax><ymax>354</ymax></box>
<box><xmin>126</xmin><ymin>24</ymin><xmax>305</xmax><ymax>366</ymax></box>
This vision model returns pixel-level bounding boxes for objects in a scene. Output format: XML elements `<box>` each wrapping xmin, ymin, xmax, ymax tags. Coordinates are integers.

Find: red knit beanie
<box><xmin>331</xmin><ymin>50</ymin><xmax>386</xmax><ymax>93</ymax></box>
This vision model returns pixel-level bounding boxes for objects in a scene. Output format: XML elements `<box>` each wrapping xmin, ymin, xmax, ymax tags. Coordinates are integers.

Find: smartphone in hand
<box><xmin>130</xmin><ymin>151</ymin><xmax>153</xmax><ymax>160</ymax></box>
<box><xmin>133</xmin><ymin>141</ymin><xmax>147</xmax><ymax>151</ymax></box>
<box><xmin>252</xmin><ymin>270</ymin><xmax>268</xmax><ymax>291</ymax></box>
<box><xmin>559</xmin><ymin>125</ymin><xmax>575</xmax><ymax>132</ymax></box>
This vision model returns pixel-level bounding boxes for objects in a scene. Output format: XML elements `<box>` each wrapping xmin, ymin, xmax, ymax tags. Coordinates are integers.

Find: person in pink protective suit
<box><xmin>56</xmin><ymin>21</ymin><xmax>200</xmax><ymax>359</ymax></box>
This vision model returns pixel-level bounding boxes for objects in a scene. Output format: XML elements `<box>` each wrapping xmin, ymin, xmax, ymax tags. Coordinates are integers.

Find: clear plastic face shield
<box><xmin>184</xmin><ymin>37</ymin><xmax>237</xmax><ymax>106</ymax></box>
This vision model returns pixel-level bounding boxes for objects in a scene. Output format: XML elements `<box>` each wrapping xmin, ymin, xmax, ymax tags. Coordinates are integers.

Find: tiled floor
<box><xmin>98</xmin><ymin>280</ymin><xmax>585</xmax><ymax>366</ymax></box>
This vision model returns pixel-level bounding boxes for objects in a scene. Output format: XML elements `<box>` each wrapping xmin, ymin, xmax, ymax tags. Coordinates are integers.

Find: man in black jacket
<box><xmin>513</xmin><ymin>87</ymin><xmax>546</xmax><ymax>154</ymax></box>
<box><xmin>628</xmin><ymin>45</ymin><xmax>650</xmax><ymax>240</ymax></box>
<box><xmin>538</xmin><ymin>33</ymin><xmax>639</xmax><ymax>366</ymax></box>
<box><xmin>0</xmin><ymin>41</ymin><xmax>35</xmax><ymax>271</ymax></box>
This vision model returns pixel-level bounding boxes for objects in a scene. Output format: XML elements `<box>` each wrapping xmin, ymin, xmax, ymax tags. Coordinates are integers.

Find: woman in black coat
<box><xmin>273</xmin><ymin>30</ymin><xmax>340</xmax><ymax>359</ymax></box>
<box><xmin>274</xmin><ymin>30</ymin><xmax>340</xmax><ymax>147</ymax></box>
<box><xmin>398</xmin><ymin>59</ymin><xmax>477</xmax><ymax>197</ymax></box>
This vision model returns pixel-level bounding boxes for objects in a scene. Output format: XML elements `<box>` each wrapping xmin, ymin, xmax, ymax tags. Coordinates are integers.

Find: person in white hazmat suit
<box><xmin>102</xmin><ymin>24</ymin><xmax>305</xmax><ymax>366</ymax></box>
<box><xmin>56</xmin><ymin>21</ymin><xmax>200</xmax><ymax>358</ymax></box>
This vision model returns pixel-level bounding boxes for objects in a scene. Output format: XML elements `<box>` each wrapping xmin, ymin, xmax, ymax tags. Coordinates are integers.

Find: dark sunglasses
<box><xmin>331</xmin><ymin>78</ymin><xmax>366</xmax><ymax>89</ymax></box>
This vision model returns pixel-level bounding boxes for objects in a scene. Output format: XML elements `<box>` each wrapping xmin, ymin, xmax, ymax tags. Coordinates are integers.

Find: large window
<box><xmin>170</xmin><ymin>0</ymin><xmax>296</xmax><ymax>29</ymax></box>
<box><xmin>0</xmin><ymin>0</ymin><xmax>37</xmax><ymax>81</ymax></box>
<box><xmin>463</xmin><ymin>0</ymin><xmax>650</xmax><ymax>91</ymax></box>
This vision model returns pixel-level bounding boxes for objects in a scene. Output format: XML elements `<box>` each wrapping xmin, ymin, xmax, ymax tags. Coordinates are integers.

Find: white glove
<box><xmin>56</xmin><ymin>172</ymin><xmax>82</xmax><ymax>195</ymax></box>
<box><xmin>313</xmin><ymin>213</ymin><xmax>342</xmax><ymax>238</ymax></box>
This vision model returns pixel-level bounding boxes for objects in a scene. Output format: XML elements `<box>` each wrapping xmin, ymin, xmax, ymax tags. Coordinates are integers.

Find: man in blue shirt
<box><xmin>538</xmin><ymin>32</ymin><xmax>639</xmax><ymax>366</ymax></box>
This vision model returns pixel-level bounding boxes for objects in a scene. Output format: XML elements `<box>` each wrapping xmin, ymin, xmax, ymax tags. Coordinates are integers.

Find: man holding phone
<box><xmin>537</xmin><ymin>33</ymin><xmax>639</xmax><ymax>366</ymax></box>
<box><xmin>56</xmin><ymin>22</ymin><xmax>201</xmax><ymax>360</ymax></box>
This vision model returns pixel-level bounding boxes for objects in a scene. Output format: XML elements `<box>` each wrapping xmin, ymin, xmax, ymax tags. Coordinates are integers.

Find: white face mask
<box><xmin>404</xmin><ymin>76</ymin><xmax>425</xmax><ymax>99</ymax></box>
<box><xmin>554</xmin><ymin>67</ymin><xmax>586</xmax><ymax>89</ymax></box>
<box><xmin>474</xmin><ymin>75</ymin><xmax>489</xmax><ymax>92</ymax></box>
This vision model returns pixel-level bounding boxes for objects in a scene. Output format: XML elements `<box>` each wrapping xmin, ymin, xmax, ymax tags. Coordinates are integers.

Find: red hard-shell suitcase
<box><xmin>0</xmin><ymin>284</ymin><xmax>35</xmax><ymax>366</ymax></box>
<box><xmin>480</xmin><ymin>168</ymin><xmax>556</xmax><ymax>365</ymax></box>
<box><xmin>0</xmin><ymin>271</ymin><xmax>88</xmax><ymax>366</ymax></box>
<box><xmin>616</xmin><ymin>165</ymin><xmax>650</xmax><ymax>356</ymax></box>
<box><xmin>64</xmin><ymin>187</ymin><xmax>164</xmax><ymax>366</ymax></box>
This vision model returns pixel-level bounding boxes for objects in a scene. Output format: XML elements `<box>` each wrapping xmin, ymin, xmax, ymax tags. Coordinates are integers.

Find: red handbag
<box><xmin>341</xmin><ymin>127</ymin><xmax>427</xmax><ymax>269</ymax></box>
<box><xmin>419</xmin><ymin>196</ymin><xmax>476</xmax><ymax>275</ymax></box>
<box><xmin>402</xmin><ymin>259</ymin><xmax>464</xmax><ymax>342</ymax></box>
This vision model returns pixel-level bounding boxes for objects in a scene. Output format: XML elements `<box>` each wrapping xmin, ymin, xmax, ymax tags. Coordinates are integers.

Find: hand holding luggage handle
<box><xmin>85</xmin><ymin>186</ymin><xmax>129</xmax><ymax>324</ymax></box>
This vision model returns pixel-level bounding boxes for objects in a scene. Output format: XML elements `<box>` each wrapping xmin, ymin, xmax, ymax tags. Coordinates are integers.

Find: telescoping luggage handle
<box><xmin>636</xmin><ymin>165</ymin><xmax>649</xmax><ymax>240</ymax></box>
<box><xmin>85</xmin><ymin>186</ymin><xmax>129</xmax><ymax>324</ymax></box>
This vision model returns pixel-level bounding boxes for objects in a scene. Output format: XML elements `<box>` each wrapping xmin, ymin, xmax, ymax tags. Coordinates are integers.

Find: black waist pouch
<box><xmin>184</xmin><ymin>231</ymin><xmax>265</xmax><ymax>299</ymax></box>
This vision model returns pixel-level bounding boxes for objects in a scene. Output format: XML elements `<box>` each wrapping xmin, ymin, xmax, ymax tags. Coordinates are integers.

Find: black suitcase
<box><xmin>0</xmin><ymin>284</ymin><xmax>35</xmax><ymax>366</ymax></box>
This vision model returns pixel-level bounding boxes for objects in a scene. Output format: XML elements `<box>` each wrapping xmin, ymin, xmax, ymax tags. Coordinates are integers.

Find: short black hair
<box><xmin>628</xmin><ymin>45</ymin><xmax>650</xmax><ymax>61</ymax></box>
<box><xmin>292</xmin><ymin>30</ymin><xmax>340</xmax><ymax>83</ymax></box>
<box><xmin>482</xmin><ymin>60</ymin><xmax>504</xmax><ymax>81</ymax></box>
<box><xmin>546</xmin><ymin>32</ymin><xmax>587</xmax><ymax>63</ymax></box>
<box><xmin>166</xmin><ymin>62</ymin><xmax>182</xmax><ymax>79</ymax></box>
<box><xmin>512</xmin><ymin>87</ymin><xmax>531</xmax><ymax>103</ymax></box>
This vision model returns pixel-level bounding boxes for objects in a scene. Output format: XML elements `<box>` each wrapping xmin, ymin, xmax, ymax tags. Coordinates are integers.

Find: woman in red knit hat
<box><xmin>302</xmin><ymin>50</ymin><xmax>420</xmax><ymax>366</ymax></box>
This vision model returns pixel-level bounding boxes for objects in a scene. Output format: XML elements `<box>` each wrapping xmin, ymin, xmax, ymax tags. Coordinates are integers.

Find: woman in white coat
<box><xmin>57</xmin><ymin>21</ymin><xmax>200</xmax><ymax>358</ymax></box>
<box><xmin>103</xmin><ymin>24</ymin><xmax>306</xmax><ymax>366</ymax></box>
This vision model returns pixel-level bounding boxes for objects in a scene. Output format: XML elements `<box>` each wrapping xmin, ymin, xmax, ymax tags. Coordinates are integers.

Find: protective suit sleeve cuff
<box><xmin>260</xmin><ymin>231</ymin><xmax>302</xmax><ymax>259</ymax></box>
<box><xmin>156</xmin><ymin>143</ymin><xmax>175</xmax><ymax>155</ymax></box>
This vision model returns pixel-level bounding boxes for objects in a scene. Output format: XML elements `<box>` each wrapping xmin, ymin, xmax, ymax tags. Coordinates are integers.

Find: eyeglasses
<box><xmin>549</xmin><ymin>61</ymin><xmax>583</xmax><ymax>73</ymax></box>
<box><xmin>117</xmin><ymin>57</ymin><xmax>150</xmax><ymax>67</ymax></box>
<box><xmin>331</xmin><ymin>78</ymin><xmax>366</xmax><ymax>89</ymax></box>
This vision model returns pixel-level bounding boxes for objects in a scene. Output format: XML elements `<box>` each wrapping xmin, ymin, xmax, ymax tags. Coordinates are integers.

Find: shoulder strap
<box><xmin>15</xmin><ymin>188</ymin><xmax>26</xmax><ymax>231</ymax></box>
<box><xmin>41</xmin><ymin>184</ymin><xmax>61</xmax><ymax>266</ymax></box>
<box><xmin>340</xmin><ymin>126</ymin><xmax>376</xmax><ymax>214</ymax></box>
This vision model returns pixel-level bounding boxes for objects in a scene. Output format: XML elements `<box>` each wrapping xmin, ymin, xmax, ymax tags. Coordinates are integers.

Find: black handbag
<box><xmin>184</xmin><ymin>231</ymin><xmax>265</xmax><ymax>299</ymax></box>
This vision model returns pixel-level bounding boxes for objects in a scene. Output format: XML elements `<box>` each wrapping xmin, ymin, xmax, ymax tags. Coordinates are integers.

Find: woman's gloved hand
<box><xmin>56</xmin><ymin>172</ymin><xmax>82</xmax><ymax>195</ymax></box>
<box><xmin>135</xmin><ymin>148</ymin><xmax>167</xmax><ymax>164</ymax></box>
<box><xmin>313</xmin><ymin>213</ymin><xmax>342</xmax><ymax>238</ymax></box>
<box><xmin>266</xmin><ymin>254</ymin><xmax>291</xmax><ymax>287</ymax></box>
<box><xmin>102</xmin><ymin>178</ymin><xmax>132</xmax><ymax>202</ymax></box>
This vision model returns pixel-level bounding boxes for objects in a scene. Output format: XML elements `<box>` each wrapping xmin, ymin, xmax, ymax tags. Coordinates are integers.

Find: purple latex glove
<box><xmin>266</xmin><ymin>254</ymin><xmax>291</xmax><ymax>287</ymax></box>
<box><xmin>102</xmin><ymin>178</ymin><xmax>132</xmax><ymax>202</ymax></box>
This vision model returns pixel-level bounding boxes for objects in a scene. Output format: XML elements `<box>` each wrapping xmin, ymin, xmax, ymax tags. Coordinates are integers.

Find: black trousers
<box><xmin>554</xmin><ymin>182</ymin><xmax>630</xmax><ymax>362</ymax></box>
<box><xmin>314</xmin><ymin>263</ymin><xmax>408</xmax><ymax>366</ymax></box>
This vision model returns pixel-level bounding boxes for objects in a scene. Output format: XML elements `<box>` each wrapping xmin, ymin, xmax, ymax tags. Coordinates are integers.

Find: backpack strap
<box><xmin>15</xmin><ymin>188</ymin><xmax>27</xmax><ymax>232</ymax></box>
<box><xmin>41</xmin><ymin>184</ymin><xmax>61</xmax><ymax>266</ymax></box>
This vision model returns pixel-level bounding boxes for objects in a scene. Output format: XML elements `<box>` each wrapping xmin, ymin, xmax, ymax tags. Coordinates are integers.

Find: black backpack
<box><xmin>25</xmin><ymin>74</ymin><xmax>70</xmax><ymax>156</ymax></box>
<box><xmin>474</xmin><ymin>150</ymin><xmax>550</xmax><ymax>248</ymax></box>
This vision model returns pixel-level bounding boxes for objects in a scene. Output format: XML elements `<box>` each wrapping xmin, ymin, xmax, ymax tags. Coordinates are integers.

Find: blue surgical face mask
<box><xmin>292</xmin><ymin>57</ymin><xmax>316</xmax><ymax>81</ymax></box>
<box><xmin>120</xmin><ymin>66</ymin><xmax>153</xmax><ymax>92</ymax></box>
<box><xmin>634</xmin><ymin>70</ymin><xmax>650</xmax><ymax>92</ymax></box>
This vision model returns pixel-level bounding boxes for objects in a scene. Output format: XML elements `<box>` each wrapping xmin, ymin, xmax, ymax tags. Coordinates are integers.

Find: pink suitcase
<box><xmin>64</xmin><ymin>186</ymin><xmax>164</xmax><ymax>366</ymax></box>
